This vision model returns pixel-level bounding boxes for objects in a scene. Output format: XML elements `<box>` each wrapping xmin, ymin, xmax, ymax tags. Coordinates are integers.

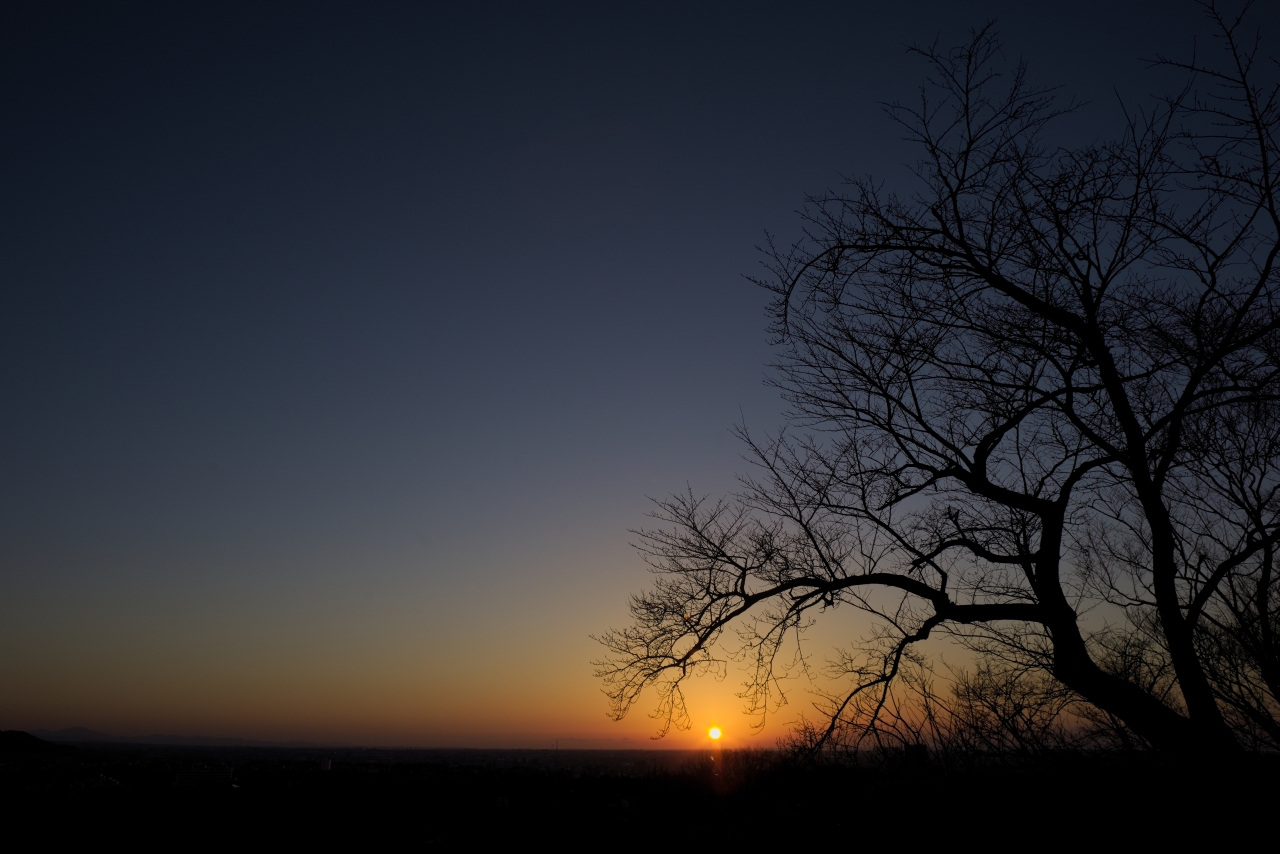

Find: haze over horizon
<box><xmin>4</xmin><ymin>1</ymin><xmax>1269</xmax><ymax>748</ymax></box>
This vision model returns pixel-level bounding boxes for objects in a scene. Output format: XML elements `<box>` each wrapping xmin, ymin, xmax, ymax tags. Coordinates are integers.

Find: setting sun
<box><xmin>708</xmin><ymin>727</ymin><xmax>722</xmax><ymax>740</ymax></box>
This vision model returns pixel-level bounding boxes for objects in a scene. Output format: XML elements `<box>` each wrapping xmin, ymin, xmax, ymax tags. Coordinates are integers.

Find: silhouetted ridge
<box><xmin>29</xmin><ymin>728</ymin><xmax>328</xmax><ymax>747</ymax></box>
<box><xmin>0</xmin><ymin>730</ymin><xmax>73</xmax><ymax>755</ymax></box>
<box><xmin>30</xmin><ymin>727</ymin><xmax>116</xmax><ymax>743</ymax></box>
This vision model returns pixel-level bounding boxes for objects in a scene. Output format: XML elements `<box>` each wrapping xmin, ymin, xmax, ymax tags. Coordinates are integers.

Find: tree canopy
<box><xmin>596</xmin><ymin>3</ymin><xmax>1280</xmax><ymax>755</ymax></box>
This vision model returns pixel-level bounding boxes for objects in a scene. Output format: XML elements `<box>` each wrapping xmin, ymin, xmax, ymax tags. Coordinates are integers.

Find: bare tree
<box><xmin>596</xmin><ymin>2</ymin><xmax>1280</xmax><ymax>755</ymax></box>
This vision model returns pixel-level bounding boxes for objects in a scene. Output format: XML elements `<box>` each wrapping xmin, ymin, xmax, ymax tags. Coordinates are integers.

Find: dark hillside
<box><xmin>0</xmin><ymin>731</ymin><xmax>74</xmax><ymax>756</ymax></box>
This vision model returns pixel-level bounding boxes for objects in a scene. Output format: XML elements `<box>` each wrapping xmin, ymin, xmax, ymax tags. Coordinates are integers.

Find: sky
<box><xmin>3</xmin><ymin>1</ymin><xmax>1274</xmax><ymax>748</ymax></box>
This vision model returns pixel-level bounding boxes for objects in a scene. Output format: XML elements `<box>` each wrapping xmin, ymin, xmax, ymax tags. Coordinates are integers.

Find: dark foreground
<box><xmin>2</xmin><ymin>731</ymin><xmax>1274</xmax><ymax>845</ymax></box>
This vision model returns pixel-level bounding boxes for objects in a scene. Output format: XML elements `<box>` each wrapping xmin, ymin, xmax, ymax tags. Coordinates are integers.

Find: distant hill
<box><xmin>0</xmin><ymin>730</ymin><xmax>74</xmax><ymax>755</ymax></box>
<box><xmin>30</xmin><ymin>727</ymin><xmax>116</xmax><ymax>743</ymax></box>
<box><xmin>30</xmin><ymin>727</ymin><xmax>329</xmax><ymax>748</ymax></box>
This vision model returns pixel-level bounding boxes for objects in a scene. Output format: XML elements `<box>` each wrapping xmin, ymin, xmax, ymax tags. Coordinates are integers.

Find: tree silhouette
<box><xmin>597</xmin><ymin>3</ymin><xmax>1280</xmax><ymax>755</ymax></box>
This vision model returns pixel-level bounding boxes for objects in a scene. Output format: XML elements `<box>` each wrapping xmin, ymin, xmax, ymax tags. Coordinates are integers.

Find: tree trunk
<box><xmin>1040</xmin><ymin>508</ymin><xmax>1238</xmax><ymax>752</ymax></box>
<box><xmin>1144</xmin><ymin>503</ymin><xmax>1241</xmax><ymax>752</ymax></box>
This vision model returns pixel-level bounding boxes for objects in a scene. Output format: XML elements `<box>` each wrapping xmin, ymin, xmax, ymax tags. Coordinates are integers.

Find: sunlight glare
<box><xmin>708</xmin><ymin>726</ymin><xmax>722</xmax><ymax>740</ymax></box>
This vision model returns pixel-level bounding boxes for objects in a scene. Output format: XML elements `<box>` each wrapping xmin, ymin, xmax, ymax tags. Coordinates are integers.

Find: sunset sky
<box><xmin>2</xmin><ymin>1</ymin><xmax>1266</xmax><ymax>748</ymax></box>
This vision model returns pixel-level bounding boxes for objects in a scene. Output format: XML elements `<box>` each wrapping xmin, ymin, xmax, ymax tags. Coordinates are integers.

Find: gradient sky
<box><xmin>3</xmin><ymin>1</ymin><xmax>1272</xmax><ymax>747</ymax></box>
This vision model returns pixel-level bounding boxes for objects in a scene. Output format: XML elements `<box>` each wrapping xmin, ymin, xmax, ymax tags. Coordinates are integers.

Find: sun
<box><xmin>708</xmin><ymin>727</ymin><xmax>722</xmax><ymax>740</ymax></box>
